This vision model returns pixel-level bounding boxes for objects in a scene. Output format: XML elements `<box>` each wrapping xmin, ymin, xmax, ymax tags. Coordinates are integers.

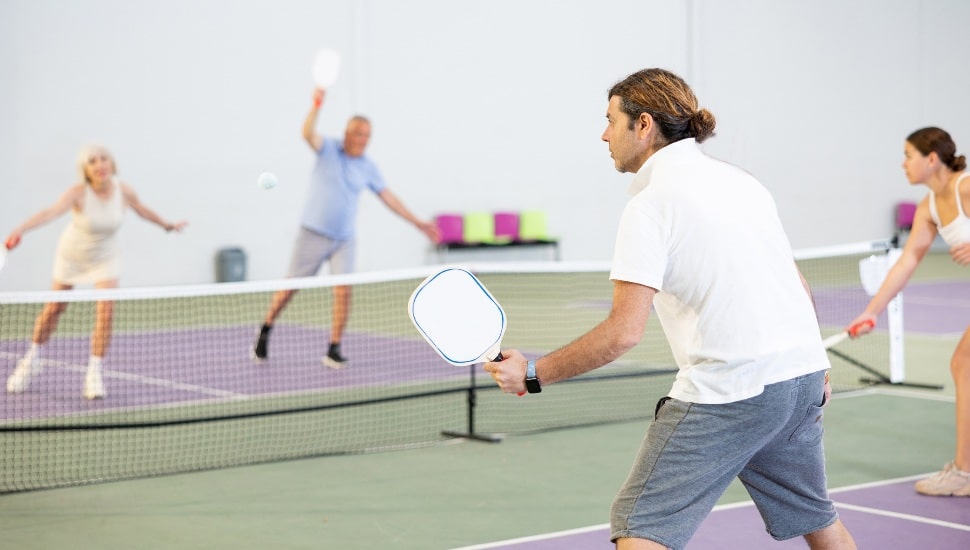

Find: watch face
<box><xmin>525</xmin><ymin>378</ymin><xmax>542</xmax><ymax>394</ymax></box>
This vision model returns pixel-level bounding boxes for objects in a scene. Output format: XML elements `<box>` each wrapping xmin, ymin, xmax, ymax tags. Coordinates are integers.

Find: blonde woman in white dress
<box><xmin>5</xmin><ymin>145</ymin><xmax>186</xmax><ymax>399</ymax></box>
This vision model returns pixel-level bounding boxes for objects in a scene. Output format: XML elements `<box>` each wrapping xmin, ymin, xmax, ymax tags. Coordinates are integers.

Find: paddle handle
<box><xmin>493</xmin><ymin>352</ymin><xmax>528</xmax><ymax>397</ymax></box>
<box><xmin>490</xmin><ymin>351</ymin><xmax>525</xmax><ymax>396</ymax></box>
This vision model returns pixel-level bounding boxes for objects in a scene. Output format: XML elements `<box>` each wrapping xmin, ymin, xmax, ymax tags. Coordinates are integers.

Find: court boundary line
<box><xmin>832</xmin><ymin>502</ymin><xmax>970</xmax><ymax>532</ymax></box>
<box><xmin>1</xmin><ymin>360</ymin><xmax>951</xmax><ymax>428</ymax></box>
<box><xmin>449</xmin><ymin>474</ymin><xmax>947</xmax><ymax>549</ymax></box>
<box><xmin>450</xmin><ymin>523</ymin><xmax>610</xmax><ymax>549</ymax></box>
<box><xmin>0</xmin><ymin>351</ymin><xmax>246</xmax><ymax>399</ymax></box>
<box><xmin>866</xmin><ymin>386</ymin><xmax>955</xmax><ymax>402</ymax></box>
<box><xmin>0</xmin><ymin>329</ymin><xmax>476</xmax><ymax>423</ymax></box>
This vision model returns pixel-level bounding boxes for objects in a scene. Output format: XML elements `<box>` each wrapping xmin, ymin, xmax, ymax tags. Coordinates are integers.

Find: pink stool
<box><xmin>896</xmin><ymin>202</ymin><xmax>916</xmax><ymax>231</ymax></box>
<box><xmin>493</xmin><ymin>212</ymin><xmax>520</xmax><ymax>242</ymax></box>
<box><xmin>435</xmin><ymin>214</ymin><xmax>464</xmax><ymax>244</ymax></box>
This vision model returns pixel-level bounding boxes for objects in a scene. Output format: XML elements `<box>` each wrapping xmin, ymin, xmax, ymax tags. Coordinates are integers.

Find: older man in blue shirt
<box><xmin>253</xmin><ymin>87</ymin><xmax>439</xmax><ymax>368</ymax></box>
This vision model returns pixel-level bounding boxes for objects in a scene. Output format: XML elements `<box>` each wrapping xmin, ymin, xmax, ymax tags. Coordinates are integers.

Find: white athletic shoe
<box><xmin>915</xmin><ymin>462</ymin><xmax>970</xmax><ymax>496</ymax></box>
<box><xmin>7</xmin><ymin>357</ymin><xmax>40</xmax><ymax>394</ymax></box>
<box><xmin>83</xmin><ymin>366</ymin><xmax>105</xmax><ymax>400</ymax></box>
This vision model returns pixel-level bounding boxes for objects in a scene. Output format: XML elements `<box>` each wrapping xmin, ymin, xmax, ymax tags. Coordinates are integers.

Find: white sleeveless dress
<box><xmin>52</xmin><ymin>182</ymin><xmax>125</xmax><ymax>284</ymax></box>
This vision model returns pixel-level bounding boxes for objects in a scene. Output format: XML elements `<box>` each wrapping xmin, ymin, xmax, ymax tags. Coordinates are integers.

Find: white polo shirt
<box><xmin>610</xmin><ymin>139</ymin><xmax>829</xmax><ymax>404</ymax></box>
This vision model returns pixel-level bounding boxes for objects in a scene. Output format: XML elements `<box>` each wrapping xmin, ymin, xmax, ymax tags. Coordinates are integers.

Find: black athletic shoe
<box><xmin>251</xmin><ymin>324</ymin><xmax>272</xmax><ymax>361</ymax></box>
<box><xmin>322</xmin><ymin>343</ymin><xmax>347</xmax><ymax>369</ymax></box>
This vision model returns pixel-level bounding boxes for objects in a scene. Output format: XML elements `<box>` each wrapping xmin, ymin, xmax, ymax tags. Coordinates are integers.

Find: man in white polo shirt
<box><xmin>484</xmin><ymin>68</ymin><xmax>856</xmax><ymax>549</ymax></box>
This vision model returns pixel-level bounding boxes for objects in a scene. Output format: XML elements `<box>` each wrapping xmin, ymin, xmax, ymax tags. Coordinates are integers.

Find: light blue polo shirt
<box><xmin>300</xmin><ymin>137</ymin><xmax>387</xmax><ymax>240</ymax></box>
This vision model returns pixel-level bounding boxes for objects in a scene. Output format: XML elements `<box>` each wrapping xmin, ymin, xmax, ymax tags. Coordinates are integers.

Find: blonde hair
<box><xmin>76</xmin><ymin>144</ymin><xmax>117</xmax><ymax>183</ymax></box>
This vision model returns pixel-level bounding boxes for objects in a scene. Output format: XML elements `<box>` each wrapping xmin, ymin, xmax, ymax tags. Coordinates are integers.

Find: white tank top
<box><xmin>928</xmin><ymin>173</ymin><xmax>970</xmax><ymax>246</ymax></box>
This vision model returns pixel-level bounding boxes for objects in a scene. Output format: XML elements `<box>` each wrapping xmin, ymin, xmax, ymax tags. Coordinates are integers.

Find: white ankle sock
<box><xmin>87</xmin><ymin>356</ymin><xmax>103</xmax><ymax>372</ymax></box>
<box><xmin>23</xmin><ymin>343</ymin><xmax>40</xmax><ymax>363</ymax></box>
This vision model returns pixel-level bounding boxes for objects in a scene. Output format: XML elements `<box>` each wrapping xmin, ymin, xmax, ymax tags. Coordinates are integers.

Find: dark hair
<box><xmin>607</xmin><ymin>68</ymin><xmax>716</xmax><ymax>144</ymax></box>
<box><xmin>907</xmin><ymin>127</ymin><xmax>967</xmax><ymax>171</ymax></box>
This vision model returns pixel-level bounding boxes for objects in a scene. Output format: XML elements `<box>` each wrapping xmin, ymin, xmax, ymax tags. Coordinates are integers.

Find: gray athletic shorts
<box><xmin>610</xmin><ymin>370</ymin><xmax>837</xmax><ymax>549</ymax></box>
<box><xmin>286</xmin><ymin>227</ymin><xmax>355</xmax><ymax>277</ymax></box>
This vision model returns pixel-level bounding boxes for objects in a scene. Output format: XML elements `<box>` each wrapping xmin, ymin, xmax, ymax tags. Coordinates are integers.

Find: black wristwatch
<box><xmin>525</xmin><ymin>359</ymin><xmax>542</xmax><ymax>394</ymax></box>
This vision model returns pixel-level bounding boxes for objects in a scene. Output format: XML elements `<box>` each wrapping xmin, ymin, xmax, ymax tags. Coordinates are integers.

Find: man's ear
<box><xmin>637</xmin><ymin>112</ymin><xmax>654</xmax><ymax>141</ymax></box>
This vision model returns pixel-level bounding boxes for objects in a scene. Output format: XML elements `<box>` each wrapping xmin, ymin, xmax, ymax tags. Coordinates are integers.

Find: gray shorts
<box><xmin>286</xmin><ymin>227</ymin><xmax>355</xmax><ymax>277</ymax></box>
<box><xmin>610</xmin><ymin>370</ymin><xmax>837</xmax><ymax>549</ymax></box>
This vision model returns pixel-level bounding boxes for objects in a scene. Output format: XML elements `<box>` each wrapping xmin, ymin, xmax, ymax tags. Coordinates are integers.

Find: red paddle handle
<box><xmin>848</xmin><ymin>319</ymin><xmax>874</xmax><ymax>337</ymax></box>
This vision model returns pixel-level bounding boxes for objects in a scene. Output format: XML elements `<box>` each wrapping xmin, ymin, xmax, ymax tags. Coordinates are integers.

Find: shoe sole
<box><xmin>7</xmin><ymin>362</ymin><xmax>37</xmax><ymax>393</ymax></box>
<box><xmin>915</xmin><ymin>491</ymin><xmax>970</xmax><ymax>496</ymax></box>
<box><xmin>322</xmin><ymin>357</ymin><xmax>346</xmax><ymax>370</ymax></box>
<box><xmin>915</xmin><ymin>479</ymin><xmax>970</xmax><ymax>497</ymax></box>
<box><xmin>83</xmin><ymin>384</ymin><xmax>104</xmax><ymax>400</ymax></box>
<box><xmin>7</xmin><ymin>374</ymin><xmax>28</xmax><ymax>393</ymax></box>
<box><xmin>84</xmin><ymin>378</ymin><xmax>105</xmax><ymax>400</ymax></box>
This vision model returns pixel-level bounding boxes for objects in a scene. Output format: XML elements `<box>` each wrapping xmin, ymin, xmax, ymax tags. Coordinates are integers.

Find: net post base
<box><xmin>441</xmin><ymin>430</ymin><xmax>504</xmax><ymax>443</ymax></box>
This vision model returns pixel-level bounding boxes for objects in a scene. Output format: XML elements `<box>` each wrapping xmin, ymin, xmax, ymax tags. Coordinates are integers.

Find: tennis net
<box><xmin>0</xmin><ymin>240</ymin><xmax>902</xmax><ymax>493</ymax></box>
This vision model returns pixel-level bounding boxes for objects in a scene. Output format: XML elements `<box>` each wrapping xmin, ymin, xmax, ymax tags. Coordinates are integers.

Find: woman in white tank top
<box><xmin>4</xmin><ymin>145</ymin><xmax>187</xmax><ymax>400</ymax></box>
<box><xmin>849</xmin><ymin>127</ymin><xmax>970</xmax><ymax>496</ymax></box>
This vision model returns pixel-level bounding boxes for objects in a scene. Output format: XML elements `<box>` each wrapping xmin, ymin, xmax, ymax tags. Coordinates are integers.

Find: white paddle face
<box><xmin>313</xmin><ymin>49</ymin><xmax>342</xmax><ymax>88</ymax></box>
<box><xmin>858</xmin><ymin>255</ymin><xmax>888</xmax><ymax>297</ymax></box>
<box><xmin>0</xmin><ymin>248</ymin><xmax>6</xmax><ymax>272</ymax></box>
<box><xmin>408</xmin><ymin>268</ymin><xmax>506</xmax><ymax>367</ymax></box>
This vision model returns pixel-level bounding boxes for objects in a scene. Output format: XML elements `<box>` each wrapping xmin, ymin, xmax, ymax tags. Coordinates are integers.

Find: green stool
<box><xmin>518</xmin><ymin>210</ymin><xmax>549</xmax><ymax>241</ymax></box>
<box><xmin>463</xmin><ymin>212</ymin><xmax>495</xmax><ymax>243</ymax></box>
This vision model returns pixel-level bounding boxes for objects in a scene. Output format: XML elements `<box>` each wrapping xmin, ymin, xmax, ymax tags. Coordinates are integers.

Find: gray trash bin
<box><xmin>216</xmin><ymin>247</ymin><xmax>247</xmax><ymax>282</ymax></box>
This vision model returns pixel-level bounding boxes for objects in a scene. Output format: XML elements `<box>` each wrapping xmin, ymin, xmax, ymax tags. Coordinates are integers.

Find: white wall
<box><xmin>691</xmin><ymin>0</ymin><xmax>970</xmax><ymax>248</ymax></box>
<box><xmin>1</xmin><ymin>0</ymin><xmax>967</xmax><ymax>291</ymax></box>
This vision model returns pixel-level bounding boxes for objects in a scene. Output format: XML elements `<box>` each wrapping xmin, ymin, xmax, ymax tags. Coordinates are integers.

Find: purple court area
<box><xmin>2</xmin><ymin>280</ymin><xmax>964</xmax><ymax>421</ymax></box>
<box><xmin>0</xmin><ymin>325</ymin><xmax>464</xmax><ymax>421</ymax></box>
<box><xmin>814</xmin><ymin>281</ymin><xmax>968</xmax><ymax>336</ymax></box>
<box><xmin>463</xmin><ymin>478</ymin><xmax>970</xmax><ymax>549</ymax></box>
<box><xmin>582</xmin><ymin>281</ymin><xmax>967</xmax><ymax>336</ymax></box>
<box><xmin>898</xmin><ymin>281</ymin><xmax>970</xmax><ymax>335</ymax></box>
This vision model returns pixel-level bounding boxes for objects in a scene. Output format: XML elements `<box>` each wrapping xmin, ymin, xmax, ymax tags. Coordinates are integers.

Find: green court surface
<box><xmin>0</xmin><ymin>389</ymin><xmax>957</xmax><ymax>549</ymax></box>
<box><xmin>0</xmin><ymin>252</ymin><xmax>964</xmax><ymax>549</ymax></box>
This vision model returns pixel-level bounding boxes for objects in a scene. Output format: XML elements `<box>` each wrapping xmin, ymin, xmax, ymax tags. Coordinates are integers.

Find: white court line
<box><xmin>0</xmin><ymin>349</ymin><xmax>475</xmax><ymax>422</ymax></box>
<box><xmin>97</xmin><ymin>367</ymin><xmax>248</xmax><ymax>398</ymax></box>
<box><xmin>0</xmin><ymin>351</ymin><xmax>247</xmax><ymax>399</ymax></box>
<box><xmin>828</xmin><ymin>473</ymin><xmax>930</xmax><ymax>493</ymax></box>
<box><xmin>825</xmin><ymin>387</ymin><xmax>940</xmax><ymax>403</ymax></box>
<box><xmin>449</xmin><ymin>473</ymin><xmax>956</xmax><ymax>549</ymax></box>
<box><xmin>832</xmin><ymin>502</ymin><xmax>970</xmax><ymax>532</ymax></box>
<box><xmin>450</xmin><ymin>524</ymin><xmax>609</xmax><ymax>550</ymax></box>
<box><xmin>867</xmin><ymin>386</ymin><xmax>955</xmax><ymax>403</ymax></box>
<box><xmin>820</xmin><ymin>385</ymin><xmax>954</xmax><ymax>404</ymax></box>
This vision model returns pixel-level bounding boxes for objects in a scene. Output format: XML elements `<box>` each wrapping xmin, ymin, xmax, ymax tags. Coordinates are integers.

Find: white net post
<box><xmin>886</xmin><ymin>247</ymin><xmax>905</xmax><ymax>383</ymax></box>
